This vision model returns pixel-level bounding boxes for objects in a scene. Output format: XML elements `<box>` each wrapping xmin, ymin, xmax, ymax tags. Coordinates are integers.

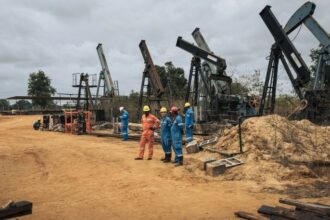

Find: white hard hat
<box><xmin>119</xmin><ymin>107</ymin><xmax>124</xmax><ymax>111</ymax></box>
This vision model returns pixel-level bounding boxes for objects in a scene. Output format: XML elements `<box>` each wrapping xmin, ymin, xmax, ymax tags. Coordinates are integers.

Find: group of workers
<box><xmin>32</xmin><ymin>103</ymin><xmax>194</xmax><ymax>166</ymax></box>
<box><xmin>119</xmin><ymin>102</ymin><xmax>194</xmax><ymax>166</ymax></box>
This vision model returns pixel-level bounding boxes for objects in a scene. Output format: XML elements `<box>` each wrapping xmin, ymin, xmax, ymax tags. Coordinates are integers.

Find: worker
<box><xmin>170</xmin><ymin>106</ymin><xmax>184</xmax><ymax>166</ymax></box>
<box><xmin>160</xmin><ymin>107</ymin><xmax>172</xmax><ymax>163</ymax></box>
<box><xmin>33</xmin><ymin>119</ymin><xmax>41</xmax><ymax>130</ymax></box>
<box><xmin>135</xmin><ymin>105</ymin><xmax>160</xmax><ymax>160</ymax></box>
<box><xmin>119</xmin><ymin>106</ymin><xmax>129</xmax><ymax>141</ymax></box>
<box><xmin>184</xmin><ymin>102</ymin><xmax>194</xmax><ymax>142</ymax></box>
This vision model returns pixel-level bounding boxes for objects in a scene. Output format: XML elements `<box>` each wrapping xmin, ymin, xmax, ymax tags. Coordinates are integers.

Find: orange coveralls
<box><xmin>138</xmin><ymin>114</ymin><xmax>160</xmax><ymax>159</ymax></box>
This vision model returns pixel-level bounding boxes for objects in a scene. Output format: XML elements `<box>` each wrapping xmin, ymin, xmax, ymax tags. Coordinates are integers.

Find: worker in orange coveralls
<box><xmin>135</xmin><ymin>105</ymin><xmax>160</xmax><ymax>160</ymax></box>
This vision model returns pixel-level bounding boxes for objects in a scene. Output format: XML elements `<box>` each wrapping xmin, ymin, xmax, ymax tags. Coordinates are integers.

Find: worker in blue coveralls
<box><xmin>119</xmin><ymin>106</ymin><xmax>129</xmax><ymax>141</ymax></box>
<box><xmin>160</xmin><ymin>107</ymin><xmax>172</xmax><ymax>163</ymax></box>
<box><xmin>184</xmin><ymin>102</ymin><xmax>194</xmax><ymax>142</ymax></box>
<box><xmin>170</xmin><ymin>106</ymin><xmax>184</xmax><ymax>166</ymax></box>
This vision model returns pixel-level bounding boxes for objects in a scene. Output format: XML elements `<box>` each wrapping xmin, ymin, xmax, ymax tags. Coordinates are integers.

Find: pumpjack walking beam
<box><xmin>258</xmin><ymin>5</ymin><xmax>311</xmax><ymax>115</ymax></box>
<box><xmin>260</xmin><ymin>6</ymin><xmax>311</xmax><ymax>87</ymax></box>
<box><xmin>96</xmin><ymin>44</ymin><xmax>118</xmax><ymax>99</ymax></box>
<box><xmin>284</xmin><ymin>2</ymin><xmax>330</xmax><ymax>53</ymax></box>
<box><xmin>192</xmin><ymin>28</ymin><xmax>212</xmax><ymax>52</ymax></box>
<box><xmin>176</xmin><ymin>37</ymin><xmax>228</xmax><ymax>77</ymax></box>
<box><xmin>284</xmin><ymin>1</ymin><xmax>330</xmax><ymax>90</ymax></box>
<box><xmin>176</xmin><ymin>37</ymin><xmax>231</xmax><ymax>102</ymax></box>
<box><xmin>177</xmin><ymin>37</ymin><xmax>213</xmax><ymax>101</ymax></box>
<box><xmin>137</xmin><ymin>40</ymin><xmax>166</xmax><ymax>118</ymax></box>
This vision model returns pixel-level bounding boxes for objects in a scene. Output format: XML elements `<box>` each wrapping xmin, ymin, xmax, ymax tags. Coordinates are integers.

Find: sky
<box><xmin>0</xmin><ymin>0</ymin><xmax>329</xmax><ymax>99</ymax></box>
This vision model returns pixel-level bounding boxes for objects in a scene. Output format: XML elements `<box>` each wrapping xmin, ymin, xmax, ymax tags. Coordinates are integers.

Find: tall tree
<box><xmin>156</xmin><ymin>62</ymin><xmax>187</xmax><ymax>99</ymax></box>
<box><xmin>309</xmin><ymin>45</ymin><xmax>322</xmax><ymax>77</ymax></box>
<box><xmin>231</xmin><ymin>80</ymin><xmax>249</xmax><ymax>96</ymax></box>
<box><xmin>0</xmin><ymin>99</ymin><xmax>9</xmax><ymax>110</ymax></box>
<box><xmin>231</xmin><ymin>70</ymin><xmax>263</xmax><ymax>96</ymax></box>
<box><xmin>11</xmin><ymin>100</ymin><xmax>32</xmax><ymax>110</ymax></box>
<box><xmin>28</xmin><ymin>70</ymin><xmax>56</xmax><ymax>108</ymax></box>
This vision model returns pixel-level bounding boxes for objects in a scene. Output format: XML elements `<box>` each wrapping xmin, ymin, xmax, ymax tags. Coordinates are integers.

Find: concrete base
<box><xmin>186</xmin><ymin>140</ymin><xmax>199</xmax><ymax>154</ymax></box>
<box><xmin>197</xmin><ymin>158</ymin><xmax>217</xmax><ymax>171</ymax></box>
<box><xmin>206</xmin><ymin>161</ymin><xmax>226</xmax><ymax>176</ymax></box>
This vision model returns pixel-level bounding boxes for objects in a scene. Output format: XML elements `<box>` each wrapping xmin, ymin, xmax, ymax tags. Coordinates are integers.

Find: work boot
<box><xmin>147</xmin><ymin>158</ymin><xmax>152</xmax><ymax>160</ymax></box>
<box><xmin>174</xmin><ymin>156</ymin><xmax>183</xmax><ymax>167</ymax></box>
<box><xmin>134</xmin><ymin>157</ymin><xmax>143</xmax><ymax>160</ymax></box>
<box><xmin>160</xmin><ymin>154</ymin><xmax>166</xmax><ymax>161</ymax></box>
<box><xmin>163</xmin><ymin>153</ymin><xmax>171</xmax><ymax>163</ymax></box>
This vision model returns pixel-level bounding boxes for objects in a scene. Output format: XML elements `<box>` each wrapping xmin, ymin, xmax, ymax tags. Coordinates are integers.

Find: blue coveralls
<box><xmin>160</xmin><ymin>115</ymin><xmax>172</xmax><ymax>155</ymax></box>
<box><xmin>184</xmin><ymin>107</ymin><xmax>194</xmax><ymax>142</ymax></box>
<box><xmin>120</xmin><ymin>110</ymin><xmax>129</xmax><ymax>141</ymax></box>
<box><xmin>170</xmin><ymin>114</ymin><xmax>183</xmax><ymax>162</ymax></box>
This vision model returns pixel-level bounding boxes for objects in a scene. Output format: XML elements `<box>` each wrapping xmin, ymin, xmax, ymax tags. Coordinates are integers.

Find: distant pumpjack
<box><xmin>96</xmin><ymin>43</ymin><xmax>120</xmax><ymax>101</ymax></box>
<box><xmin>177</xmin><ymin>29</ymin><xmax>256</xmax><ymax>124</ymax></box>
<box><xmin>137</xmin><ymin>40</ymin><xmax>171</xmax><ymax>118</ymax></box>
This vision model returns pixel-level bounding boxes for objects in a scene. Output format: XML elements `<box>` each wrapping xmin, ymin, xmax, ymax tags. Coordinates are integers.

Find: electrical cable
<box><xmin>291</xmin><ymin>24</ymin><xmax>302</xmax><ymax>42</ymax></box>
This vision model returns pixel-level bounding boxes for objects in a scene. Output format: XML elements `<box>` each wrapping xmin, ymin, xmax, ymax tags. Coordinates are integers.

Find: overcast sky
<box><xmin>0</xmin><ymin>0</ymin><xmax>329</xmax><ymax>99</ymax></box>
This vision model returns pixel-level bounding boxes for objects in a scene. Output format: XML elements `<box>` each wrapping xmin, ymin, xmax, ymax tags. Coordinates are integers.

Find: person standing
<box><xmin>184</xmin><ymin>102</ymin><xmax>194</xmax><ymax>142</ymax></box>
<box><xmin>160</xmin><ymin>107</ymin><xmax>172</xmax><ymax>163</ymax></box>
<box><xmin>170</xmin><ymin>106</ymin><xmax>184</xmax><ymax>166</ymax></box>
<box><xmin>135</xmin><ymin>105</ymin><xmax>160</xmax><ymax>160</ymax></box>
<box><xmin>119</xmin><ymin>106</ymin><xmax>129</xmax><ymax>141</ymax></box>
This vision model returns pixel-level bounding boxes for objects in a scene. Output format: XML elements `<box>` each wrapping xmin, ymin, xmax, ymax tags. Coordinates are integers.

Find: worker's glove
<box><xmin>188</xmin><ymin>125</ymin><xmax>193</xmax><ymax>129</ymax></box>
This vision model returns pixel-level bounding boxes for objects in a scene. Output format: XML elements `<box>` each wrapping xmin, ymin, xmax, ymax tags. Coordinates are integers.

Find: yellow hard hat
<box><xmin>143</xmin><ymin>105</ymin><xmax>150</xmax><ymax>112</ymax></box>
<box><xmin>160</xmin><ymin>107</ymin><xmax>167</xmax><ymax>113</ymax></box>
<box><xmin>184</xmin><ymin>102</ymin><xmax>191</xmax><ymax>107</ymax></box>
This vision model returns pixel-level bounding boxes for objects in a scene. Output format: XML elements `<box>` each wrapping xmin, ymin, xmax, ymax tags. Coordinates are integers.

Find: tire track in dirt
<box><xmin>23</xmin><ymin>149</ymin><xmax>49</xmax><ymax>179</ymax></box>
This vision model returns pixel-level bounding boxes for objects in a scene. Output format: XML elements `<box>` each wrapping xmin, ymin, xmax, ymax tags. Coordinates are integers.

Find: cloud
<box><xmin>0</xmin><ymin>0</ymin><xmax>329</xmax><ymax>99</ymax></box>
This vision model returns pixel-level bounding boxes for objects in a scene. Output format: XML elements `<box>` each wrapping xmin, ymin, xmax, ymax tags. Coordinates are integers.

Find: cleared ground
<box><xmin>0</xmin><ymin>115</ymin><xmax>329</xmax><ymax>219</ymax></box>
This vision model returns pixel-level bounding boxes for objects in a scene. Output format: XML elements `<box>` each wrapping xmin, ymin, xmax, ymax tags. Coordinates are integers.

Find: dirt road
<box><xmin>0</xmin><ymin>116</ymin><xmax>328</xmax><ymax>219</ymax></box>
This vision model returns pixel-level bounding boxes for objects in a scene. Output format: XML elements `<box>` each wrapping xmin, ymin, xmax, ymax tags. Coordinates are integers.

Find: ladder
<box><xmin>75</xmin><ymin>73</ymin><xmax>95</xmax><ymax>111</ymax></box>
<box><xmin>210</xmin><ymin>157</ymin><xmax>244</xmax><ymax>169</ymax></box>
<box><xmin>259</xmin><ymin>47</ymin><xmax>279</xmax><ymax>115</ymax></box>
<box><xmin>185</xmin><ymin>57</ymin><xmax>201</xmax><ymax>107</ymax></box>
<box><xmin>137</xmin><ymin>71</ymin><xmax>162</xmax><ymax>118</ymax></box>
<box><xmin>197</xmin><ymin>137</ymin><xmax>218</xmax><ymax>149</ymax></box>
<box><xmin>113</xmin><ymin>80</ymin><xmax>120</xmax><ymax>96</ymax></box>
